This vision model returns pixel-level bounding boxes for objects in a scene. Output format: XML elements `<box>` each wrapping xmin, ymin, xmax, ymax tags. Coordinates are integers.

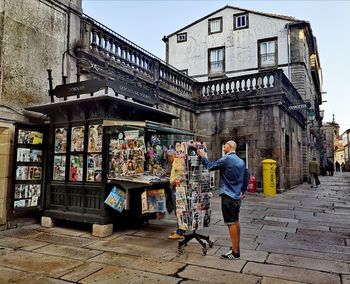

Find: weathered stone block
<box><xmin>41</xmin><ymin>216</ymin><xmax>55</xmax><ymax>228</ymax></box>
<box><xmin>92</xmin><ymin>223</ymin><xmax>113</xmax><ymax>238</ymax></box>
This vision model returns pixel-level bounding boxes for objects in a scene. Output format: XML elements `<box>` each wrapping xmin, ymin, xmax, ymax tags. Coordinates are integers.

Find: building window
<box><xmin>208</xmin><ymin>47</ymin><xmax>224</xmax><ymax>75</ymax></box>
<box><xmin>258</xmin><ymin>38</ymin><xmax>278</xmax><ymax>69</ymax></box>
<box><xmin>234</xmin><ymin>13</ymin><xmax>248</xmax><ymax>30</ymax></box>
<box><xmin>208</xmin><ymin>17</ymin><xmax>223</xmax><ymax>34</ymax></box>
<box><xmin>177</xmin><ymin>33</ymin><xmax>187</xmax><ymax>43</ymax></box>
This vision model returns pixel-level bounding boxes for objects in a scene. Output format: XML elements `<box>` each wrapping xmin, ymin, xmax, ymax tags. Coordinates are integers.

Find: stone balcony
<box><xmin>78</xmin><ymin>15</ymin><xmax>306</xmax><ymax>124</ymax></box>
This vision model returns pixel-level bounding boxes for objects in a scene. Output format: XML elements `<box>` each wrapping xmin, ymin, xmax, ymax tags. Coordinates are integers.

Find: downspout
<box><xmin>286</xmin><ymin>23</ymin><xmax>291</xmax><ymax>80</ymax></box>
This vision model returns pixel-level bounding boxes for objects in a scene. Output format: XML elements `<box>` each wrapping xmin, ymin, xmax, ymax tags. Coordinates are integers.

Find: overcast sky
<box><xmin>82</xmin><ymin>0</ymin><xmax>350</xmax><ymax>134</ymax></box>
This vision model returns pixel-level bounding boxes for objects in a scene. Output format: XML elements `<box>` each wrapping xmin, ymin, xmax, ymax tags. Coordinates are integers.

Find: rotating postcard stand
<box><xmin>171</xmin><ymin>142</ymin><xmax>213</xmax><ymax>256</ymax></box>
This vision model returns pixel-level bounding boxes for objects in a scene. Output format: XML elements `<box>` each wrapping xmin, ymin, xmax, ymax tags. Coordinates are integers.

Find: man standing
<box><xmin>309</xmin><ymin>157</ymin><xmax>320</xmax><ymax>188</ymax></box>
<box><xmin>197</xmin><ymin>140</ymin><xmax>250</xmax><ymax>259</ymax></box>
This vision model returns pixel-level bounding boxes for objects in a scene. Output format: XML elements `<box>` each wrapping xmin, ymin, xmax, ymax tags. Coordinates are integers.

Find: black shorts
<box><xmin>221</xmin><ymin>194</ymin><xmax>241</xmax><ymax>224</ymax></box>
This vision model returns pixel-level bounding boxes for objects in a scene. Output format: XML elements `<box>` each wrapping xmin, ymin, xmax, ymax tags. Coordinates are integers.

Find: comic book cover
<box><xmin>71</xmin><ymin>126</ymin><xmax>85</xmax><ymax>152</ymax></box>
<box><xmin>87</xmin><ymin>154</ymin><xmax>102</xmax><ymax>182</ymax></box>
<box><xmin>16</xmin><ymin>166</ymin><xmax>29</xmax><ymax>180</ymax></box>
<box><xmin>31</xmin><ymin>150</ymin><xmax>43</xmax><ymax>162</ymax></box>
<box><xmin>141</xmin><ymin>189</ymin><xmax>165</xmax><ymax>213</ymax></box>
<box><xmin>17</xmin><ymin>148</ymin><xmax>31</xmax><ymax>162</ymax></box>
<box><xmin>53</xmin><ymin>155</ymin><xmax>66</xmax><ymax>181</ymax></box>
<box><xmin>69</xmin><ymin>154</ymin><xmax>83</xmax><ymax>181</ymax></box>
<box><xmin>88</xmin><ymin>124</ymin><xmax>103</xmax><ymax>152</ymax></box>
<box><xmin>55</xmin><ymin>128</ymin><xmax>67</xmax><ymax>153</ymax></box>
<box><xmin>104</xmin><ymin>186</ymin><xmax>126</xmax><ymax>212</ymax></box>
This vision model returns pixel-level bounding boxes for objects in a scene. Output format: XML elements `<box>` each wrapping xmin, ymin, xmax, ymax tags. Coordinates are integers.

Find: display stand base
<box><xmin>178</xmin><ymin>230</ymin><xmax>213</xmax><ymax>255</ymax></box>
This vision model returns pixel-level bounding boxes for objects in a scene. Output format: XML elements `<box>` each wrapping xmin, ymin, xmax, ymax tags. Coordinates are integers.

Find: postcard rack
<box><xmin>172</xmin><ymin>142</ymin><xmax>213</xmax><ymax>255</ymax></box>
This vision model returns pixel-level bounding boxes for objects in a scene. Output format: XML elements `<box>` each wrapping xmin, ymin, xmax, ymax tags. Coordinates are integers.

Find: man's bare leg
<box><xmin>228</xmin><ymin>222</ymin><xmax>240</xmax><ymax>253</ymax></box>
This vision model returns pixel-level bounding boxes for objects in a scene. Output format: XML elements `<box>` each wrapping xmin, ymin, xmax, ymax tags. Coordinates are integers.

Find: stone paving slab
<box><xmin>85</xmin><ymin>239</ymin><xmax>178</xmax><ymax>260</ymax></box>
<box><xmin>79</xmin><ymin>265</ymin><xmax>180</xmax><ymax>284</ymax></box>
<box><xmin>178</xmin><ymin>264</ymin><xmax>260</xmax><ymax>284</ymax></box>
<box><xmin>0</xmin><ymin>249</ymin><xmax>84</xmax><ymax>278</ymax></box>
<box><xmin>0</xmin><ymin>266</ymin><xmax>71</xmax><ymax>284</ymax></box>
<box><xmin>266</xmin><ymin>253</ymin><xmax>350</xmax><ymax>274</ymax></box>
<box><xmin>45</xmin><ymin>227</ymin><xmax>91</xmax><ymax>237</ymax></box>
<box><xmin>261</xmin><ymin>225</ymin><xmax>296</xmax><ymax>233</ymax></box>
<box><xmin>286</xmin><ymin>223</ymin><xmax>330</xmax><ymax>232</ymax></box>
<box><xmin>257</xmin><ymin>237</ymin><xmax>350</xmax><ymax>254</ymax></box>
<box><xmin>60</xmin><ymin>262</ymin><xmax>106</xmax><ymax>282</ymax></box>
<box><xmin>173</xmin><ymin>252</ymin><xmax>246</xmax><ymax>272</ymax></box>
<box><xmin>285</xmin><ymin>231</ymin><xmax>346</xmax><ymax>246</ymax></box>
<box><xmin>0</xmin><ymin>236</ymin><xmax>48</xmax><ymax>251</ymax></box>
<box><xmin>260</xmin><ymin>277</ymin><xmax>306</xmax><ymax>284</ymax></box>
<box><xmin>88</xmin><ymin>251</ymin><xmax>185</xmax><ymax>275</ymax></box>
<box><xmin>342</xmin><ymin>274</ymin><xmax>350</xmax><ymax>284</ymax></box>
<box><xmin>31</xmin><ymin>232</ymin><xmax>97</xmax><ymax>248</ymax></box>
<box><xmin>243</xmin><ymin>262</ymin><xmax>341</xmax><ymax>284</ymax></box>
<box><xmin>264</xmin><ymin>216</ymin><xmax>299</xmax><ymax>223</ymax></box>
<box><xmin>258</xmin><ymin>242</ymin><xmax>350</xmax><ymax>263</ymax></box>
<box><xmin>34</xmin><ymin>243</ymin><xmax>103</xmax><ymax>260</ymax></box>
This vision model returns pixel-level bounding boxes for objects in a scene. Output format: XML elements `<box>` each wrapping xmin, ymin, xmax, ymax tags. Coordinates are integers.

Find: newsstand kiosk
<box><xmin>21</xmin><ymin>77</ymin><xmax>195</xmax><ymax>236</ymax></box>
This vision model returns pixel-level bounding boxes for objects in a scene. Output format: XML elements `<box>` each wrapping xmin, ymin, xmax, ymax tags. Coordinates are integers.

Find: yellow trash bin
<box><xmin>262</xmin><ymin>159</ymin><xmax>277</xmax><ymax>196</ymax></box>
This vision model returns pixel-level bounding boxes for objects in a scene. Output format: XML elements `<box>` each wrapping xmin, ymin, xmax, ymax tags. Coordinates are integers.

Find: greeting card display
<box><xmin>108</xmin><ymin>129</ymin><xmax>145</xmax><ymax>178</ymax></box>
<box><xmin>172</xmin><ymin>141</ymin><xmax>213</xmax><ymax>255</ymax></box>
<box><xmin>104</xmin><ymin>186</ymin><xmax>126</xmax><ymax>212</ymax></box>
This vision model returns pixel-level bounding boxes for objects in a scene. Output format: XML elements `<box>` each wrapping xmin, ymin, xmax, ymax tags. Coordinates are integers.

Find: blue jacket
<box><xmin>202</xmin><ymin>152</ymin><xmax>250</xmax><ymax>200</ymax></box>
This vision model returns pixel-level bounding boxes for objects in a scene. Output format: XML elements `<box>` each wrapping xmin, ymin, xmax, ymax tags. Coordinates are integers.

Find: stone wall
<box><xmin>196</xmin><ymin>103</ymin><xmax>303</xmax><ymax>190</ymax></box>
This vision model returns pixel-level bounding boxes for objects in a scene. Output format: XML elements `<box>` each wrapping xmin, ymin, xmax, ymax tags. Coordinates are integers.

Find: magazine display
<box><xmin>13</xmin><ymin>127</ymin><xmax>44</xmax><ymax>210</ymax></box>
<box><xmin>16</xmin><ymin>148</ymin><xmax>42</xmax><ymax>162</ymax></box>
<box><xmin>108</xmin><ymin>129</ymin><xmax>145</xmax><ymax>178</ymax></box>
<box><xmin>18</xmin><ymin>130</ymin><xmax>43</xmax><ymax>145</ymax></box>
<box><xmin>174</xmin><ymin>142</ymin><xmax>212</xmax><ymax>231</ymax></box>
<box><xmin>141</xmin><ymin>189</ymin><xmax>166</xmax><ymax>214</ymax></box>
<box><xmin>14</xmin><ymin>184</ymin><xmax>41</xmax><ymax>208</ymax></box>
<box><xmin>146</xmin><ymin>135</ymin><xmax>166</xmax><ymax>176</ymax></box>
<box><xmin>104</xmin><ymin>186</ymin><xmax>126</xmax><ymax>212</ymax></box>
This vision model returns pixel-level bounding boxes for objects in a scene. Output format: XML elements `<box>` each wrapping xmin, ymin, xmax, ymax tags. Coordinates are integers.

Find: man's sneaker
<box><xmin>220</xmin><ymin>250</ymin><xmax>240</xmax><ymax>259</ymax></box>
<box><xmin>168</xmin><ymin>232</ymin><xmax>184</xmax><ymax>240</ymax></box>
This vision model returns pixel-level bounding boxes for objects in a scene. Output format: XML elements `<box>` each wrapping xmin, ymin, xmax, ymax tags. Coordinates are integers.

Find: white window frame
<box><xmin>235</xmin><ymin>15</ymin><xmax>247</xmax><ymax>29</ymax></box>
<box><xmin>208</xmin><ymin>17</ymin><xmax>222</xmax><ymax>34</ymax></box>
<box><xmin>209</xmin><ymin>47</ymin><xmax>224</xmax><ymax>74</ymax></box>
<box><xmin>259</xmin><ymin>38</ymin><xmax>277</xmax><ymax>68</ymax></box>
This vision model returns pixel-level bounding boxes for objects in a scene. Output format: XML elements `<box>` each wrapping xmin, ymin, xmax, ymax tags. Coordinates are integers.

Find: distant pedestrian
<box><xmin>309</xmin><ymin>157</ymin><xmax>320</xmax><ymax>188</ymax></box>
<box><xmin>327</xmin><ymin>159</ymin><xmax>334</xmax><ymax>176</ymax></box>
<box><xmin>335</xmin><ymin>161</ymin><xmax>340</xmax><ymax>172</ymax></box>
<box><xmin>341</xmin><ymin>162</ymin><xmax>346</xmax><ymax>172</ymax></box>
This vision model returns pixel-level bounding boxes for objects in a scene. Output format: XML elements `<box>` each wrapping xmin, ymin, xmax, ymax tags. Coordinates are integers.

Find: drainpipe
<box><xmin>286</xmin><ymin>23</ymin><xmax>291</xmax><ymax>80</ymax></box>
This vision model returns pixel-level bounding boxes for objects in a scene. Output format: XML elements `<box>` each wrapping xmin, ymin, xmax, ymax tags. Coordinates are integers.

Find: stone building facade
<box><xmin>0</xmin><ymin>2</ymin><xmax>323</xmax><ymax>227</ymax></box>
<box><xmin>163</xmin><ymin>5</ymin><xmax>323</xmax><ymax>186</ymax></box>
<box><xmin>0</xmin><ymin>0</ymin><xmax>82</xmax><ymax>227</ymax></box>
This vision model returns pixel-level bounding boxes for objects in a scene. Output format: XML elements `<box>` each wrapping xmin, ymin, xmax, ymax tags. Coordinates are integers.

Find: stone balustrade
<box><xmin>80</xmin><ymin>14</ymin><xmax>306</xmax><ymax>119</ymax></box>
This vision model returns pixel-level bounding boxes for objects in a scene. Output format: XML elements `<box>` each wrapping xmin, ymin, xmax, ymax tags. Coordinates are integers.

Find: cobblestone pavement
<box><xmin>1</xmin><ymin>173</ymin><xmax>349</xmax><ymax>283</ymax></box>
